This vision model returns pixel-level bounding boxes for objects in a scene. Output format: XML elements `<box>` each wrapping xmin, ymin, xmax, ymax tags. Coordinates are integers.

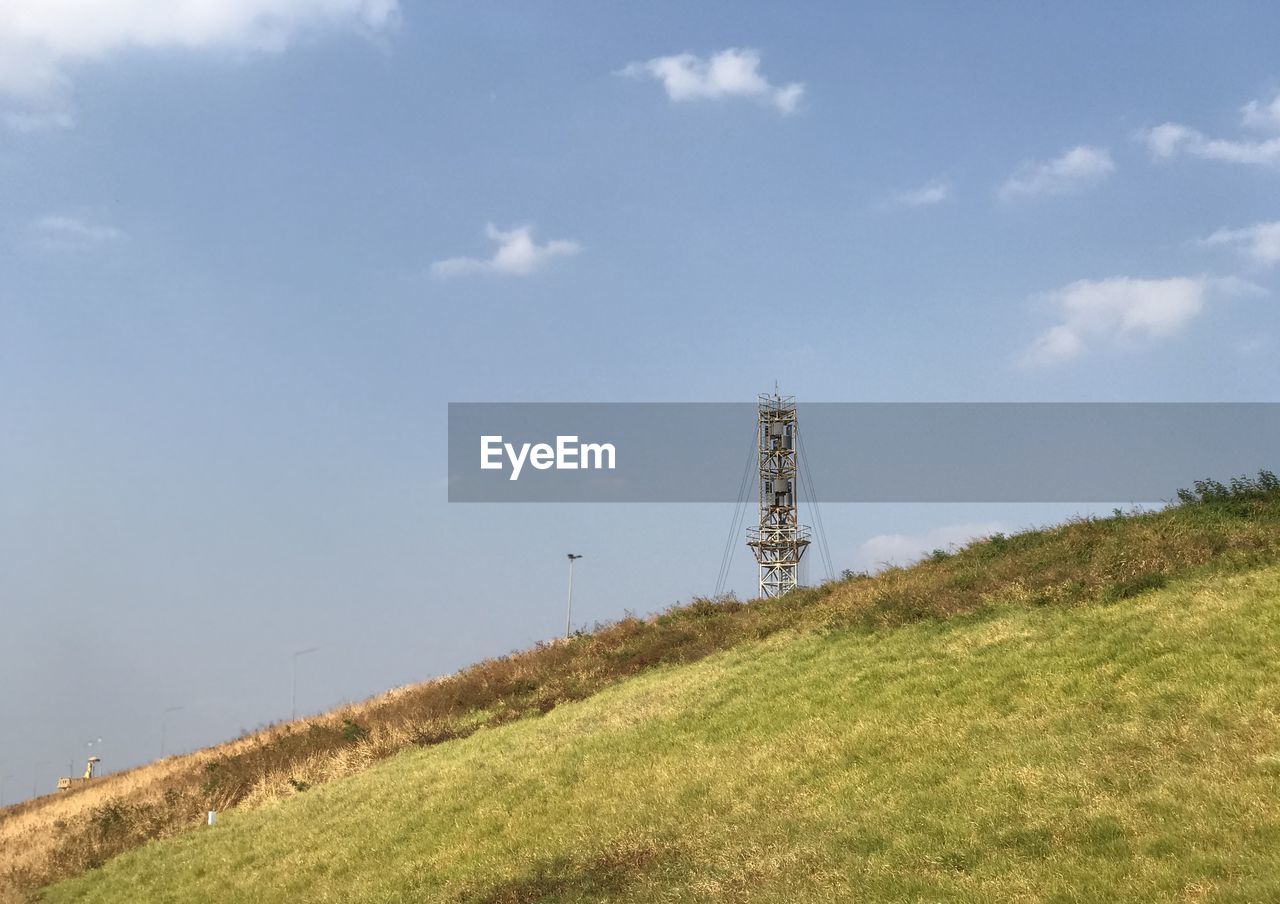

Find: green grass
<box><xmin>44</xmin><ymin>564</ymin><xmax>1280</xmax><ymax>903</ymax></box>
<box><xmin>13</xmin><ymin>478</ymin><xmax>1280</xmax><ymax>902</ymax></box>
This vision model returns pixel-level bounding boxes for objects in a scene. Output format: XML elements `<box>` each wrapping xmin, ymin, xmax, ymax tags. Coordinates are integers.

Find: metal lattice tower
<box><xmin>747</xmin><ymin>393</ymin><xmax>811</xmax><ymax>597</ymax></box>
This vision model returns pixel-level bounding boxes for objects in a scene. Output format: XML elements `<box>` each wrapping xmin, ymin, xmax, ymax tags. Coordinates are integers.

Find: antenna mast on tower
<box><xmin>747</xmin><ymin>392</ymin><xmax>811</xmax><ymax>597</ymax></box>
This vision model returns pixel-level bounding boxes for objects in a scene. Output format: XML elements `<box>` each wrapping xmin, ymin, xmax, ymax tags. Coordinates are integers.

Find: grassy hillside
<box><xmin>5</xmin><ymin>474</ymin><xmax>1280</xmax><ymax>901</ymax></box>
<box><xmin>43</xmin><ymin>563</ymin><xmax>1280</xmax><ymax>902</ymax></box>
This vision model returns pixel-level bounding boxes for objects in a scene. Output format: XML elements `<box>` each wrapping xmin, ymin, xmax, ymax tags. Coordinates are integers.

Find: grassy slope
<box><xmin>11</xmin><ymin>489</ymin><xmax>1280</xmax><ymax>902</ymax></box>
<box><xmin>45</xmin><ymin>564</ymin><xmax>1280</xmax><ymax>903</ymax></box>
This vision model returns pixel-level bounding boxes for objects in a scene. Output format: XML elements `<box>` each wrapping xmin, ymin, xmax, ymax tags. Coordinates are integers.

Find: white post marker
<box><xmin>207</xmin><ymin>810</ymin><xmax>217</xmax><ymax>826</ymax></box>
<box><xmin>565</xmin><ymin>554</ymin><xmax>583</xmax><ymax>638</ymax></box>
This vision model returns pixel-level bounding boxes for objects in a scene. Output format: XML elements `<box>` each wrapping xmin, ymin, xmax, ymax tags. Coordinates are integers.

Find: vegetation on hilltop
<box><xmin>3</xmin><ymin>473</ymin><xmax>1279</xmax><ymax>901</ymax></box>
<box><xmin>44</xmin><ymin>561</ymin><xmax>1280</xmax><ymax>902</ymax></box>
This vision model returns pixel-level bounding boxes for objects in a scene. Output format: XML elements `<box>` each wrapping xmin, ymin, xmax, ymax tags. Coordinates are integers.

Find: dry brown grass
<box><xmin>4</xmin><ymin>481</ymin><xmax>1279</xmax><ymax>903</ymax></box>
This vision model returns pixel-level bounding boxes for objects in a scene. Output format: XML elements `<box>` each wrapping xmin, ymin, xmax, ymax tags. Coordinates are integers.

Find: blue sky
<box><xmin>2</xmin><ymin>2</ymin><xmax>1280</xmax><ymax>802</ymax></box>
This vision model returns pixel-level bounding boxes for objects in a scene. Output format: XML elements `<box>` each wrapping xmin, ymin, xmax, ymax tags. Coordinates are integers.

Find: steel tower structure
<box><xmin>747</xmin><ymin>393</ymin><xmax>811</xmax><ymax>597</ymax></box>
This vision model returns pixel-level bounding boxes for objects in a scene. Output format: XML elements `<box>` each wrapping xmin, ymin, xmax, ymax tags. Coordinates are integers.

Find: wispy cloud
<box><xmin>1201</xmin><ymin>221</ymin><xmax>1280</xmax><ymax>268</ymax></box>
<box><xmin>890</xmin><ymin>180</ymin><xmax>950</xmax><ymax>208</ymax></box>
<box><xmin>1143</xmin><ymin>123</ymin><xmax>1280</xmax><ymax>165</ymax></box>
<box><xmin>4</xmin><ymin>109</ymin><xmax>74</xmax><ymax>133</ymax></box>
<box><xmin>997</xmin><ymin>146</ymin><xmax>1114</xmax><ymax>200</ymax></box>
<box><xmin>619</xmin><ymin>48</ymin><xmax>803</xmax><ymax>115</ymax></box>
<box><xmin>0</xmin><ymin>0</ymin><xmax>398</xmax><ymax>131</ymax></box>
<box><xmin>1020</xmin><ymin>275</ymin><xmax>1258</xmax><ymax>367</ymax></box>
<box><xmin>1237</xmin><ymin>334</ymin><xmax>1271</xmax><ymax>356</ymax></box>
<box><xmin>1142</xmin><ymin>92</ymin><xmax>1280</xmax><ymax>166</ymax></box>
<box><xmin>432</xmin><ymin>224</ymin><xmax>581</xmax><ymax>278</ymax></box>
<box><xmin>1241</xmin><ymin>92</ymin><xmax>1280</xmax><ymax>131</ymax></box>
<box><xmin>32</xmin><ymin>214</ymin><xmax>124</xmax><ymax>248</ymax></box>
<box><xmin>858</xmin><ymin>522</ymin><xmax>1006</xmax><ymax>570</ymax></box>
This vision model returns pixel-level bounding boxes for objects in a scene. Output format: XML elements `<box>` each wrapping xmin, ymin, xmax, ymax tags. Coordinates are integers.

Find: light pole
<box><xmin>565</xmin><ymin>554</ymin><xmax>583</xmax><ymax>638</ymax></box>
<box><xmin>161</xmin><ymin>706</ymin><xmax>184</xmax><ymax>758</ymax></box>
<box><xmin>291</xmin><ymin>647</ymin><xmax>319</xmax><ymax>720</ymax></box>
<box><xmin>32</xmin><ymin>760</ymin><xmax>49</xmax><ymax>798</ymax></box>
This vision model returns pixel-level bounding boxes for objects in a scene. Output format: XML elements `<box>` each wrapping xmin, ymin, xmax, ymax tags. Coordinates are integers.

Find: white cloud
<box><xmin>33</xmin><ymin>214</ymin><xmax>124</xmax><ymax>247</ymax></box>
<box><xmin>1241</xmin><ymin>92</ymin><xmax>1280</xmax><ymax>131</ymax></box>
<box><xmin>1202</xmin><ymin>221</ymin><xmax>1280</xmax><ymax>268</ymax></box>
<box><xmin>1143</xmin><ymin>122</ymin><xmax>1280</xmax><ymax>166</ymax></box>
<box><xmin>1142</xmin><ymin>93</ymin><xmax>1280</xmax><ymax>166</ymax></box>
<box><xmin>891</xmin><ymin>180</ymin><xmax>950</xmax><ymax>208</ymax></box>
<box><xmin>857</xmin><ymin>522</ymin><xmax>1006</xmax><ymax>570</ymax></box>
<box><xmin>997</xmin><ymin>145</ymin><xmax>1114</xmax><ymax>200</ymax></box>
<box><xmin>431</xmin><ymin>224</ymin><xmax>581</xmax><ymax>278</ymax></box>
<box><xmin>620</xmin><ymin>48</ymin><xmax>803</xmax><ymax>115</ymax></box>
<box><xmin>0</xmin><ymin>0</ymin><xmax>398</xmax><ymax>130</ymax></box>
<box><xmin>1020</xmin><ymin>275</ymin><xmax>1257</xmax><ymax>366</ymax></box>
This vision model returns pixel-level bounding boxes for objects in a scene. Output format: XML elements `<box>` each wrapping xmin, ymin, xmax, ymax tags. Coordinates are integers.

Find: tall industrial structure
<box><xmin>747</xmin><ymin>393</ymin><xmax>811</xmax><ymax>597</ymax></box>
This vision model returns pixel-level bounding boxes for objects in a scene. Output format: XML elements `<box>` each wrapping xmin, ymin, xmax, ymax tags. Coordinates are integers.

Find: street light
<box><xmin>161</xmin><ymin>706</ymin><xmax>185</xmax><ymax>758</ymax></box>
<box><xmin>32</xmin><ymin>760</ymin><xmax>49</xmax><ymax>798</ymax></box>
<box><xmin>565</xmin><ymin>554</ymin><xmax>583</xmax><ymax>638</ymax></box>
<box><xmin>291</xmin><ymin>647</ymin><xmax>320</xmax><ymax>720</ymax></box>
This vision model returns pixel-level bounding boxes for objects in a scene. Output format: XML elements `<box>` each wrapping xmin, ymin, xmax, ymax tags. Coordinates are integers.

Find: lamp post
<box><xmin>565</xmin><ymin>554</ymin><xmax>583</xmax><ymax>638</ymax></box>
<box><xmin>291</xmin><ymin>647</ymin><xmax>319</xmax><ymax>720</ymax></box>
<box><xmin>161</xmin><ymin>706</ymin><xmax>184</xmax><ymax>758</ymax></box>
